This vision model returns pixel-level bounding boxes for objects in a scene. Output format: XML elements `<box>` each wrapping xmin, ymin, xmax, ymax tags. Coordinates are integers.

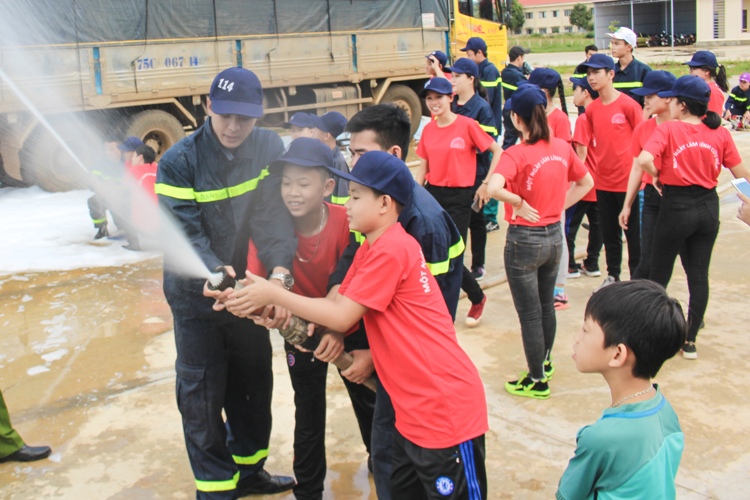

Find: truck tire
<box><xmin>381</xmin><ymin>85</ymin><xmax>423</xmax><ymax>137</ymax></box>
<box><xmin>19</xmin><ymin>128</ymin><xmax>88</xmax><ymax>192</ymax></box>
<box><xmin>125</xmin><ymin>110</ymin><xmax>185</xmax><ymax>159</ymax></box>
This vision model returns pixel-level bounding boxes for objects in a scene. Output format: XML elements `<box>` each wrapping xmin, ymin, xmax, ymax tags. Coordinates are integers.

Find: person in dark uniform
<box><xmin>500</xmin><ymin>45</ymin><xmax>530</xmax><ymax>150</ymax></box>
<box><xmin>0</xmin><ymin>388</ymin><xmax>51</xmax><ymax>464</ymax></box>
<box><xmin>608</xmin><ymin>27</ymin><xmax>652</xmax><ymax>107</ymax></box>
<box><xmin>155</xmin><ymin>67</ymin><xmax>295</xmax><ymax>499</ymax></box>
<box><xmin>314</xmin><ymin>111</ymin><xmax>351</xmax><ymax>205</ymax></box>
<box><xmin>461</xmin><ymin>36</ymin><xmax>503</xmax><ymax>138</ymax></box>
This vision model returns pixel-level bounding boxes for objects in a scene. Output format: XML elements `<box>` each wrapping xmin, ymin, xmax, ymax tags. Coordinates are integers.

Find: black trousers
<box><xmin>425</xmin><ymin>184</ymin><xmax>484</xmax><ymax>305</ymax></box>
<box><xmin>174</xmin><ymin>314</ymin><xmax>272</xmax><ymax>500</ymax></box>
<box><xmin>469</xmin><ymin>203</ymin><xmax>487</xmax><ymax>269</ymax></box>
<box><xmin>649</xmin><ymin>185</ymin><xmax>719</xmax><ymax>342</ymax></box>
<box><xmin>391</xmin><ymin>431</ymin><xmax>487</xmax><ymax>500</ymax></box>
<box><xmin>596</xmin><ymin>190</ymin><xmax>640</xmax><ymax>280</ymax></box>
<box><xmin>565</xmin><ymin>201</ymin><xmax>603</xmax><ymax>270</ymax></box>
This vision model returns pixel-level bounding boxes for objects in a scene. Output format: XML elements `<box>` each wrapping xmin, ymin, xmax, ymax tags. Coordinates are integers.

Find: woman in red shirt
<box><xmin>639</xmin><ymin>75</ymin><xmax>750</xmax><ymax>359</ymax></box>
<box><xmin>488</xmin><ymin>84</ymin><xmax>593</xmax><ymax>399</ymax></box>
<box><xmin>683</xmin><ymin>50</ymin><xmax>728</xmax><ymax>116</ymax></box>
<box><xmin>416</xmin><ymin>77</ymin><xmax>502</xmax><ymax>326</ymax></box>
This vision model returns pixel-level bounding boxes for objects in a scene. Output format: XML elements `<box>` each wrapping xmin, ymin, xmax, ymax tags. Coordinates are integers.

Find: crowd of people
<box><xmin>8</xmin><ymin>26</ymin><xmax>750</xmax><ymax>500</ymax></box>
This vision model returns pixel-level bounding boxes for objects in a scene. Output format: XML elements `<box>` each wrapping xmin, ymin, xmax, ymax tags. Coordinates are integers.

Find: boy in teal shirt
<box><xmin>558</xmin><ymin>280</ymin><xmax>686</xmax><ymax>499</ymax></box>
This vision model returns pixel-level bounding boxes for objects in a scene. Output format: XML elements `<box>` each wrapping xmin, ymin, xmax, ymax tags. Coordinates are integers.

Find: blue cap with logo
<box><xmin>657</xmin><ymin>75</ymin><xmax>711</xmax><ymax>103</ymax></box>
<box><xmin>284</xmin><ymin>112</ymin><xmax>324</xmax><ymax>130</ymax></box>
<box><xmin>319</xmin><ymin>112</ymin><xmax>348</xmax><ymax>138</ymax></box>
<box><xmin>528</xmin><ymin>67</ymin><xmax>561</xmax><ymax>90</ymax></box>
<box><xmin>426</xmin><ymin>50</ymin><xmax>448</xmax><ymax>68</ymax></box>
<box><xmin>329</xmin><ymin>150</ymin><xmax>414</xmax><ymax>206</ymax></box>
<box><xmin>118</xmin><ymin>136</ymin><xmax>144</xmax><ymax>152</ymax></box>
<box><xmin>460</xmin><ymin>37</ymin><xmax>488</xmax><ymax>54</ymax></box>
<box><xmin>510</xmin><ymin>83</ymin><xmax>547</xmax><ymax>118</ymax></box>
<box><xmin>683</xmin><ymin>50</ymin><xmax>718</xmax><ymax>69</ymax></box>
<box><xmin>420</xmin><ymin>77</ymin><xmax>453</xmax><ymax>97</ymax></box>
<box><xmin>580</xmin><ymin>53</ymin><xmax>616</xmax><ymax>72</ymax></box>
<box><xmin>209</xmin><ymin>67</ymin><xmax>264</xmax><ymax>118</ymax></box>
<box><xmin>631</xmin><ymin>70</ymin><xmax>678</xmax><ymax>96</ymax></box>
<box><xmin>270</xmin><ymin>137</ymin><xmax>334</xmax><ymax>172</ymax></box>
<box><xmin>445</xmin><ymin>58</ymin><xmax>479</xmax><ymax>79</ymax></box>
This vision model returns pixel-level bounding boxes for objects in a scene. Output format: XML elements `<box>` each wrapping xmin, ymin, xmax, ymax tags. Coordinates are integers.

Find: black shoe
<box><xmin>0</xmin><ymin>444</ymin><xmax>52</xmax><ymax>463</ymax></box>
<box><xmin>235</xmin><ymin>469</ymin><xmax>295</xmax><ymax>497</ymax></box>
<box><xmin>581</xmin><ymin>222</ymin><xmax>590</xmax><ymax>230</ymax></box>
<box><xmin>94</xmin><ymin>225</ymin><xmax>109</xmax><ymax>240</ymax></box>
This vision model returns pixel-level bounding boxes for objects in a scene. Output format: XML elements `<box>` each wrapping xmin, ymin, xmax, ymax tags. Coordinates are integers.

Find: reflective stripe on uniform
<box><xmin>572</xmin><ymin>73</ymin><xmax>586</xmax><ymax>79</ymax></box>
<box><xmin>232</xmin><ymin>449</ymin><xmax>269</xmax><ymax>465</ymax></box>
<box><xmin>91</xmin><ymin>217</ymin><xmax>106</xmax><ymax>224</ymax></box>
<box><xmin>501</xmin><ymin>82</ymin><xmax>518</xmax><ymax>91</ymax></box>
<box><xmin>331</xmin><ymin>195</ymin><xmax>350</xmax><ymax>205</ymax></box>
<box><xmin>613</xmin><ymin>82</ymin><xmax>644</xmax><ymax>89</ymax></box>
<box><xmin>731</xmin><ymin>93</ymin><xmax>748</xmax><ymax>102</ymax></box>
<box><xmin>351</xmin><ymin>230</ymin><xmax>365</xmax><ymax>244</ymax></box>
<box><xmin>478</xmin><ymin>124</ymin><xmax>498</xmax><ymax>135</ymax></box>
<box><xmin>195</xmin><ymin>471</ymin><xmax>240</xmax><ymax>492</ymax></box>
<box><xmin>155</xmin><ymin>167</ymin><xmax>271</xmax><ymax>202</ymax></box>
<box><xmin>425</xmin><ymin>237</ymin><xmax>466</xmax><ymax>276</ymax></box>
<box><xmin>481</xmin><ymin>78</ymin><xmax>501</xmax><ymax>88</ymax></box>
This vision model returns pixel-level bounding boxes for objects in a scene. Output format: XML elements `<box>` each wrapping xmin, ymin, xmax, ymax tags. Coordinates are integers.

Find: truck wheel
<box><xmin>19</xmin><ymin>128</ymin><xmax>87</xmax><ymax>192</ymax></box>
<box><xmin>381</xmin><ymin>85</ymin><xmax>423</xmax><ymax>137</ymax></box>
<box><xmin>125</xmin><ymin>110</ymin><xmax>185</xmax><ymax>159</ymax></box>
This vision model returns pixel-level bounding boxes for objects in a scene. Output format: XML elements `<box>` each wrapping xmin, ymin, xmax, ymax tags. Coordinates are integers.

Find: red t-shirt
<box><xmin>643</xmin><ymin>121</ymin><xmax>742</xmax><ymax>189</ymax></box>
<box><xmin>631</xmin><ymin>118</ymin><xmax>660</xmax><ymax>188</ymax></box>
<box><xmin>547</xmin><ymin>108</ymin><xmax>572</xmax><ymax>144</ymax></box>
<box><xmin>128</xmin><ymin>161</ymin><xmax>158</xmax><ymax>230</ymax></box>
<box><xmin>247</xmin><ymin>203</ymin><xmax>350</xmax><ymax>299</ymax></box>
<box><xmin>417</xmin><ymin>114</ymin><xmax>495</xmax><ymax>187</ymax></box>
<box><xmin>128</xmin><ymin>161</ymin><xmax>158</xmax><ymax>200</ymax></box>
<box><xmin>572</xmin><ymin>113</ymin><xmax>597</xmax><ymax>202</ymax></box>
<box><xmin>339</xmin><ymin>223</ymin><xmax>488</xmax><ymax>448</ymax></box>
<box><xmin>708</xmin><ymin>81</ymin><xmax>725</xmax><ymax>116</ymax></box>
<box><xmin>583</xmin><ymin>93</ymin><xmax>644</xmax><ymax>192</ymax></box>
<box><xmin>496</xmin><ymin>137</ymin><xmax>589</xmax><ymax>226</ymax></box>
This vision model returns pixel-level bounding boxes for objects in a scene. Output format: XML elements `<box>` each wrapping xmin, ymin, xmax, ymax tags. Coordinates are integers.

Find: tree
<box><xmin>507</xmin><ymin>0</ymin><xmax>525</xmax><ymax>31</ymax></box>
<box><xmin>569</xmin><ymin>3</ymin><xmax>593</xmax><ymax>32</ymax></box>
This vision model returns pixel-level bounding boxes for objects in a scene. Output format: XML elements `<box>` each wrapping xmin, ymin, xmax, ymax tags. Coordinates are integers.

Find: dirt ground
<box><xmin>3</xmin><ymin>129</ymin><xmax>750</xmax><ymax>498</ymax></box>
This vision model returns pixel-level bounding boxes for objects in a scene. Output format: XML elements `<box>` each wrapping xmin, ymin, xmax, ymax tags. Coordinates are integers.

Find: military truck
<box><xmin>0</xmin><ymin>0</ymin><xmax>508</xmax><ymax>191</ymax></box>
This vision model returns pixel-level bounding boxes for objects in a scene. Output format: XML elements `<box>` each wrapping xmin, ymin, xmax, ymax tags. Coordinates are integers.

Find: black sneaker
<box><xmin>94</xmin><ymin>224</ymin><xmax>109</xmax><ymax>240</ymax></box>
<box><xmin>471</xmin><ymin>266</ymin><xmax>486</xmax><ymax>281</ymax></box>
<box><xmin>544</xmin><ymin>360</ymin><xmax>555</xmax><ymax>380</ymax></box>
<box><xmin>568</xmin><ymin>265</ymin><xmax>581</xmax><ymax>279</ymax></box>
<box><xmin>505</xmin><ymin>374</ymin><xmax>550</xmax><ymax>399</ymax></box>
<box><xmin>682</xmin><ymin>342</ymin><xmax>698</xmax><ymax>360</ymax></box>
<box><xmin>581</xmin><ymin>263</ymin><xmax>601</xmax><ymax>277</ymax></box>
<box><xmin>486</xmin><ymin>221</ymin><xmax>500</xmax><ymax>232</ymax></box>
<box><xmin>235</xmin><ymin>469</ymin><xmax>295</xmax><ymax>496</ymax></box>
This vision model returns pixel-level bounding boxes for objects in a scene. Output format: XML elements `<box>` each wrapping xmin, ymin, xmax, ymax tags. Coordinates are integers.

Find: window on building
<box><xmin>539</xmin><ymin>11</ymin><xmax>547</xmax><ymax>18</ymax></box>
<box><xmin>553</xmin><ymin>10</ymin><xmax>559</xmax><ymax>17</ymax></box>
<box><xmin>526</xmin><ymin>28</ymin><xmax>534</xmax><ymax>35</ymax></box>
<box><xmin>514</xmin><ymin>29</ymin><xmax>523</xmax><ymax>35</ymax></box>
<box><xmin>744</xmin><ymin>10</ymin><xmax>748</xmax><ymax>32</ymax></box>
<box><xmin>552</xmin><ymin>27</ymin><xmax>560</xmax><ymax>33</ymax></box>
<box><xmin>539</xmin><ymin>27</ymin><xmax>548</xmax><ymax>33</ymax></box>
<box><xmin>565</xmin><ymin>26</ymin><xmax>573</xmax><ymax>33</ymax></box>
<box><xmin>564</xmin><ymin>9</ymin><xmax>573</xmax><ymax>16</ymax></box>
<box><xmin>525</xmin><ymin>12</ymin><xmax>533</xmax><ymax>19</ymax></box>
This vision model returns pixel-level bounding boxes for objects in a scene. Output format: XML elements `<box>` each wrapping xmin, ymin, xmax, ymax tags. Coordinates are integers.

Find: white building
<box><xmin>518</xmin><ymin>0</ymin><xmax>595</xmax><ymax>35</ymax></box>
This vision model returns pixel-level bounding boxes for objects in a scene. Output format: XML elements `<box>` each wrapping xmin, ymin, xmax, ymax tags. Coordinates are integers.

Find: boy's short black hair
<box><xmin>281</xmin><ymin>163</ymin><xmax>332</xmax><ymax>183</ymax></box>
<box><xmin>135</xmin><ymin>144</ymin><xmax>156</xmax><ymax>164</ymax></box>
<box><xmin>370</xmin><ymin>186</ymin><xmax>405</xmax><ymax>214</ymax></box>
<box><xmin>346</xmin><ymin>104</ymin><xmax>411</xmax><ymax>161</ymax></box>
<box><xmin>585</xmin><ymin>280</ymin><xmax>686</xmax><ymax>379</ymax></box>
<box><xmin>585</xmin><ymin>44</ymin><xmax>598</xmax><ymax>53</ymax></box>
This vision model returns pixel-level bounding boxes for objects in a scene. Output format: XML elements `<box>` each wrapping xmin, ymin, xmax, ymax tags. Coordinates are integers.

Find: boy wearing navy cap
<box><xmin>462</xmin><ymin>36</ymin><xmax>503</xmax><ymax>137</ymax></box>
<box><xmin>285</xmin><ymin>112</ymin><xmax>324</xmax><ymax>140</ymax></box>
<box><xmin>425</xmin><ymin>50</ymin><xmax>449</xmax><ymax>79</ymax></box>
<box><xmin>579</xmin><ymin>53</ymin><xmax>644</xmax><ymax>290</ymax></box>
<box><xmin>314</xmin><ymin>111</ymin><xmax>351</xmax><ymax>205</ymax></box>
<box><xmin>156</xmin><ymin>67</ymin><xmax>295</xmax><ymax>499</ymax></box>
<box><xmin>235</xmin><ymin>151</ymin><xmax>489</xmax><ymax>500</ymax></box>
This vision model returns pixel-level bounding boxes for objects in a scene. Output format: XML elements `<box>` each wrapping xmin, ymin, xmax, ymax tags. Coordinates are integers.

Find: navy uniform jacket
<box><xmin>329</xmin><ymin>147</ymin><xmax>351</xmax><ymax>205</ymax></box>
<box><xmin>725</xmin><ymin>85</ymin><xmax>750</xmax><ymax>116</ymax></box>
<box><xmin>614</xmin><ymin>57</ymin><xmax>652</xmax><ymax>107</ymax></box>
<box><xmin>156</xmin><ymin>119</ymin><xmax>295</xmax><ymax>318</ymax></box>
<box><xmin>329</xmin><ymin>184</ymin><xmax>464</xmax><ymax>321</ymax></box>
<box><xmin>501</xmin><ymin>63</ymin><xmax>526</xmax><ymax>103</ymax></box>
<box><xmin>478</xmin><ymin>59</ymin><xmax>503</xmax><ymax>133</ymax></box>
<box><xmin>453</xmin><ymin>93</ymin><xmax>498</xmax><ymax>186</ymax></box>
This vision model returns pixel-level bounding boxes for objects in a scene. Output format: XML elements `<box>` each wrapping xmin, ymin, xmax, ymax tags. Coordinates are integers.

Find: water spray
<box><xmin>207</xmin><ymin>266</ymin><xmax>376</xmax><ymax>392</ymax></box>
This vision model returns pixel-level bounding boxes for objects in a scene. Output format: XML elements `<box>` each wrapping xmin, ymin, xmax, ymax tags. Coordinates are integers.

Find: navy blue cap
<box><xmin>631</xmin><ymin>70</ymin><xmax>678</xmax><ymax>96</ymax></box>
<box><xmin>319</xmin><ymin>112</ymin><xmax>348</xmax><ymax>138</ymax></box>
<box><xmin>271</xmin><ymin>137</ymin><xmax>334</xmax><ymax>172</ymax></box>
<box><xmin>118</xmin><ymin>136</ymin><xmax>144</xmax><ymax>152</ymax></box>
<box><xmin>460</xmin><ymin>37</ymin><xmax>487</xmax><ymax>53</ymax></box>
<box><xmin>284</xmin><ymin>112</ymin><xmax>324</xmax><ymax>130</ymax></box>
<box><xmin>329</xmin><ymin>151</ymin><xmax>414</xmax><ymax>206</ymax></box>
<box><xmin>580</xmin><ymin>53</ymin><xmax>616</xmax><ymax>72</ymax></box>
<box><xmin>569</xmin><ymin>77</ymin><xmax>599</xmax><ymax>99</ymax></box>
<box><xmin>528</xmin><ymin>68</ymin><xmax>561</xmax><ymax>90</ymax></box>
<box><xmin>209</xmin><ymin>67</ymin><xmax>264</xmax><ymax>118</ymax></box>
<box><xmin>420</xmin><ymin>77</ymin><xmax>453</xmax><ymax>97</ymax></box>
<box><xmin>426</xmin><ymin>50</ymin><xmax>448</xmax><ymax>68</ymax></box>
<box><xmin>445</xmin><ymin>58</ymin><xmax>479</xmax><ymax>79</ymax></box>
<box><xmin>510</xmin><ymin>84</ymin><xmax>547</xmax><ymax>118</ymax></box>
<box><xmin>657</xmin><ymin>75</ymin><xmax>711</xmax><ymax>103</ymax></box>
<box><xmin>683</xmin><ymin>50</ymin><xmax>718</xmax><ymax>68</ymax></box>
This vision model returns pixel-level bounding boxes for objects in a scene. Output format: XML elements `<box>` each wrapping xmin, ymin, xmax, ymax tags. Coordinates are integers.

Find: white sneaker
<box><xmin>594</xmin><ymin>276</ymin><xmax>618</xmax><ymax>292</ymax></box>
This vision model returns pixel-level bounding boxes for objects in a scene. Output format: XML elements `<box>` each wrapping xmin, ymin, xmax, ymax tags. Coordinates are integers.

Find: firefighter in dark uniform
<box><xmin>608</xmin><ymin>27</ymin><xmax>652</xmax><ymax>107</ymax></box>
<box><xmin>155</xmin><ymin>67</ymin><xmax>296</xmax><ymax>499</ymax></box>
<box><xmin>461</xmin><ymin>37</ymin><xmax>503</xmax><ymax>137</ymax></box>
<box><xmin>500</xmin><ymin>45</ymin><xmax>529</xmax><ymax>149</ymax></box>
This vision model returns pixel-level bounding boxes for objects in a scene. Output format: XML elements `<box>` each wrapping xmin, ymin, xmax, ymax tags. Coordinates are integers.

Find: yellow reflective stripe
<box><xmin>331</xmin><ymin>195</ymin><xmax>350</xmax><ymax>205</ymax></box>
<box><xmin>351</xmin><ymin>230</ymin><xmax>365</xmax><ymax>244</ymax></box>
<box><xmin>232</xmin><ymin>449</ymin><xmax>268</xmax><ymax>465</ymax></box>
<box><xmin>155</xmin><ymin>168</ymin><xmax>271</xmax><ymax>202</ymax></box>
<box><xmin>195</xmin><ymin>471</ymin><xmax>239</xmax><ymax>492</ymax></box>
<box><xmin>613</xmin><ymin>82</ymin><xmax>644</xmax><ymax>89</ymax></box>
<box><xmin>448</xmin><ymin>237</ymin><xmax>465</xmax><ymax>260</ymax></box>
<box><xmin>572</xmin><ymin>73</ymin><xmax>586</xmax><ymax>78</ymax></box>
<box><xmin>480</xmin><ymin>78</ymin><xmax>501</xmax><ymax>88</ymax></box>
<box><xmin>425</xmin><ymin>237</ymin><xmax>466</xmax><ymax>276</ymax></box>
<box><xmin>730</xmin><ymin>93</ymin><xmax>748</xmax><ymax>102</ymax></box>
<box><xmin>91</xmin><ymin>217</ymin><xmax>107</xmax><ymax>224</ymax></box>
<box><xmin>501</xmin><ymin>82</ymin><xmax>518</xmax><ymax>91</ymax></box>
<box><xmin>479</xmin><ymin>124</ymin><xmax>498</xmax><ymax>135</ymax></box>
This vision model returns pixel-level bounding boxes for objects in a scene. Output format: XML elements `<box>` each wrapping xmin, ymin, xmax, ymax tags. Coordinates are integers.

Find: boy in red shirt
<box><xmin>230</xmin><ymin>151</ymin><xmax>489</xmax><ymax>499</ymax></box>
<box><xmin>580</xmin><ymin>53</ymin><xmax>644</xmax><ymax>289</ymax></box>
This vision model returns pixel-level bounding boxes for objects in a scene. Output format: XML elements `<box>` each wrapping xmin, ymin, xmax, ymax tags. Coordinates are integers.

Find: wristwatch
<box><xmin>269</xmin><ymin>272</ymin><xmax>294</xmax><ymax>290</ymax></box>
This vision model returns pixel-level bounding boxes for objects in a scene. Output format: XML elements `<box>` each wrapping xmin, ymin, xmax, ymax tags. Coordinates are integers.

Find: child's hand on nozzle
<box><xmin>204</xmin><ymin>265</ymin><xmax>236</xmax><ymax>311</ymax></box>
<box><xmin>224</xmin><ymin>271</ymin><xmax>274</xmax><ymax>317</ymax></box>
